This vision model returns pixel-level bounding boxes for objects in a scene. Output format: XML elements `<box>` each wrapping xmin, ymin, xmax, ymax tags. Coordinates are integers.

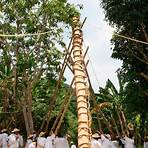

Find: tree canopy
<box><xmin>101</xmin><ymin>0</ymin><xmax>148</xmax><ymax>145</ymax></box>
<box><xmin>0</xmin><ymin>0</ymin><xmax>79</xmax><ymax>138</ymax></box>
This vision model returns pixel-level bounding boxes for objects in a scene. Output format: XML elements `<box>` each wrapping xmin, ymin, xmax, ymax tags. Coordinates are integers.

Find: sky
<box><xmin>65</xmin><ymin>0</ymin><xmax>122</xmax><ymax>92</ymax></box>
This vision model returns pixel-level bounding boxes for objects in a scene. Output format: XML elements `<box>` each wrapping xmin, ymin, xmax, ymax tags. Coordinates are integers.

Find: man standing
<box><xmin>0</xmin><ymin>129</ymin><xmax>8</xmax><ymax>148</ymax></box>
<box><xmin>101</xmin><ymin>134</ymin><xmax>113</xmax><ymax>148</ymax></box>
<box><xmin>44</xmin><ymin>133</ymin><xmax>56</xmax><ymax>148</ymax></box>
<box><xmin>8</xmin><ymin>128</ymin><xmax>23</xmax><ymax>148</ymax></box>
<box><xmin>37</xmin><ymin>132</ymin><xmax>46</xmax><ymax>148</ymax></box>
<box><xmin>91</xmin><ymin>133</ymin><xmax>102</xmax><ymax>148</ymax></box>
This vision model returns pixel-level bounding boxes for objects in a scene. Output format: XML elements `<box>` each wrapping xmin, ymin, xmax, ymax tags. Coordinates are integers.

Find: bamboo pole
<box><xmin>72</xmin><ymin>16</ymin><xmax>91</xmax><ymax>148</ymax></box>
<box><xmin>49</xmin><ymin>94</ymin><xmax>69</xmax><ymax>135</ymax></box>
<box><xmin>54</xmin><ymin>95</ymin><xmax>72</xmax><ymax>136</ymax></box>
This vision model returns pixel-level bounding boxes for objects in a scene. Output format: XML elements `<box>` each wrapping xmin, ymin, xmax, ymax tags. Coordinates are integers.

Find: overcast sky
<box><xmin>65</xmin><ymin>0</ymin><xmax>122</xmax><ymax>92</ymax></box>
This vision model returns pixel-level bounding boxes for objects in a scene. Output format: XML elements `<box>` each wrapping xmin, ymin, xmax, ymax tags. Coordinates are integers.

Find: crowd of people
<box><xmin>0</xmin><ymin>128</ymin><xmax>76</xmax><ymax>148</ymax></box>
<box><xmin>91</xmin><ymin>132</ymin><xmax>148</xmax><ymax>148</ymax></box>
<box><xmin>0</xmin><ymin>128</ymin><xmax>148</xmax><ymax>148</ymax></box>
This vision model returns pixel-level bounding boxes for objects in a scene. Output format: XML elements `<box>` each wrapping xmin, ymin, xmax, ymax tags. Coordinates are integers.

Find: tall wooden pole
<box><xmin>72</xmin><ymin>17</ymin><xmax>91</xmax><ymax>148</ymax></box>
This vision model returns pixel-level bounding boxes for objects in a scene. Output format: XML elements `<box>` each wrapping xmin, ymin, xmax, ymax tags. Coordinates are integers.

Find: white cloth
<box><xmin>144</xmin><ymin>142</ymin><xmax>148</xmax><ymax>148</ymax></box>
<box><xmin>8</xmin><ymin>134</ymin><xmax>23</xmax><ymax>148</ymax></box>
<box><xmin>101</xmin><ymin>134</ymin><xmax>112</xmax><ymax>148</ymax></box>
<box><xmin>0</xmin><ymin>133</ymin><xmax>8</xmax><ymax>148</ymax></box>
<box><xmin>55</xmin><ymin>137</ymin><xmax>69</xmax><ymax>148</ymax></box>
<box><xmin>8</xmin><ymin>134</ymin><xmax>19</xmax><ymax>148</ymax></box>
<box><xmin>18</xmin><ymin>135</ymin><xmax>24</xmax><ymax>147</ymax></box>
<box><xmin>124</xmin><ymin>136</ymin><xmax>134</xmax><ymax>148</ymax></box>
<box><xmin>44</xmin><ymin>134</ymin><xmax>55</xmax><ymax>148</ymax></box>
<box><xmin>112</xmin><ymin>140</ymin><xmax>120</xmax><ymax>148</ymax></box>
<box><xmin>28</xmin><ymin>142</ymin><xmax>36</xmax><ymax>148</ymax></box>
<box><xmin>25</xmin><ymin>139</ymin><xmax>32</xmax><ymax>148</ymax></box>
<box><xmin>37</xmin><ymin>137</ymin><xmax>46</xmax><ymax>148</ymax></box>
<box><xmin>91</xmin><ymin>138</ymin><xmax>102</xmax><ymax>148</ymax></box>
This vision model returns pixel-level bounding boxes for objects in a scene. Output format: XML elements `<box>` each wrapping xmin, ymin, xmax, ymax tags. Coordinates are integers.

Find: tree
<box><xmin>0</xmin><ymin>0</ymin><xmax>79</xmax><ymax>135</ymax></box>
<box><xmin>101</xmin><ymin>0</ymin><xmax>148</xmax><ymax>145</ymax></box>
<box><xmin>92</xmin><ymin>73</ymin><xmax>128</xmax><ymax>137</ymax></box>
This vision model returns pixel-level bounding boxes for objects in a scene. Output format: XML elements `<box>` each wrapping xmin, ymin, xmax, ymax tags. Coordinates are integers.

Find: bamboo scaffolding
<box><xmin>54</xmin><ymin>94</ymin><xmax>72</xmax><ymax>136</ymax></box>
<box><xmin>49</xmin><ymin>94</ymin><xmax>70</xmax><ymax>135</ymax></box>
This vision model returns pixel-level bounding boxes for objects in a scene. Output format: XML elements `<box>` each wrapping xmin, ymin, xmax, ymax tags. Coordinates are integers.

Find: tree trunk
<box><xmin>120</xmin><ymin>109</ymin><xmax>129</xmax><ymax>136</ymax></box>
<box><xmin>140</xmin><ymin>112</ymin><xmax>146</xmax><ymax>147</ymax></box>
<box><xmin>22</xmin><ymin>105</ymin><xmax>30</xmax><ymax>136</ymax></box>
<box><xmin>110</xmin><ymin>113</ymin><xmax>120</xmax><ymax>137</ymax></box>
<box><xmin>26</xmin><ymin>83</ymin><xmax>34</xmax><ymax>134</ymax></box>
<box><xmin>22</xmin><ymin>82</ymin><xmax>34</xmax><ymax>136</ymax></box>
<box><xmin>3</xmin><ymin>85</ymin><xmax>9</xmax><ymax>112</ymax></box>
<box><xmin>116</xmin><ymin>107</ymin><xmax>124</xmax><ymax>136</ymax></box>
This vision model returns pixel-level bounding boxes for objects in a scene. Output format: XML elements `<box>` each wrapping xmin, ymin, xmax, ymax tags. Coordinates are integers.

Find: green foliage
<box><xmin>101</xmin><ymin>0</ymin><xmax>148</xmax><ymax>119</ymax></box>
<box><xmin>0</xmin><ymin>0</ymin><xmax>79</xmax><ymax>137</ymax></box>
<box><xmin>101</xmin><ymin>0</ymin><xmax>148</xmax><ymax>145</ymax></box>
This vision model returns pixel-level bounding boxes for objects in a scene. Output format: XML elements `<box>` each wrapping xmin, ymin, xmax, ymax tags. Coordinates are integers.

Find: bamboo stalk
<box><xmin>54</xmin><ymin>95</ymin><xmax>71</xmax><ymax>136</ymax></box>
<box><xmin>49</xmin><ymin>94</ymin><xmax>70</xmax><ymax>135</ymax></box>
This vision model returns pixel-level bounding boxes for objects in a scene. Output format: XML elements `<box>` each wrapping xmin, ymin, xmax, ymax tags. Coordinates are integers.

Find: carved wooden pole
<box><xmin>72</xmin><ymin>17</ymin><xmax>91</xmax><ymax>148</ymax></box>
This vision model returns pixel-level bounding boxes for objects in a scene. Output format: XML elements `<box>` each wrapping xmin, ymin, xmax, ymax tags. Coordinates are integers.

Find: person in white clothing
<box><xmin>44</xmin><ymin>133</ymin><xmax>56</xmax><ymax>148</ymax></box>
<box><xmin>8</xmin><ymin>128</ymin><xmax>23</xmax><ymax>148</ymax></box>
<box><xmin>25</xmin><ymin>134</ymin><xmax>34</xmax><ymax>148</ymax></box>
<box><xmin>124</xmin><ymin>135</ymin><xmax>134</xmax><ymax>148</ymax></box>
<box><xmin>91</xmin><ymin>133</ymin><xmax>102</xmax><ymax>148</ymax></box>
<box><xmin>144</xmin><ymin>142</ymin><xmax>148</xmax><ymax>148</ymax></box>
<box><xmin>37</xmin><ymin>132</ymin><xmax>46</xmax><ymax>148</ymax></box>
<box><xmin>101</xmin><ymin>134</ymin><xmax>113</xmax><ymax>148</ymax></box>
<box><xmin>55</xmin><ymin>137</ymin><xmax>69</xmax><ymax>148</ymax></box>
<box><xmin>144</xmin><ymin>136</ymin><xmax>148</xmax><ymax>148</ymax></box>
<box><xmin>112</xmin><ymin>140</ymin><xmax>119</xmax><ymax>148</ymax></box>
<box><xmin>28</xmin><ymin>140</ymin><xmax>36</xmax><ymax>148</ymax></box>
<box><xmin>0</xmin><ymin>129</ymin><xmax>8</xmax><ymax>148</ymax></box>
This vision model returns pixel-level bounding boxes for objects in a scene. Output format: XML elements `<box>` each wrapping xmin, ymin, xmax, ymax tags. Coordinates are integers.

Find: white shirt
<box><xmin>91</xmin><ymin>138</ymin><xmax>102</xmax><ymax>148</ymax></box>
<box><xmin>28</xmin><ymin>142</ymin><xmax>36</xmax><ymax>148</ymax></box>
<box><xmin>44</xmin><ymin>134</ymin><xmax>55</xmax><ymax>148</ymax></box>
<box><xmin>124</xmin><ymin>136</ymin><xmax>134</xmax><ymax>148</ymax></box>
<box><xmin>8</xmin><ymin>134</ymin><xmax>19</xmax><ymax>148</ymax></box>
<box><xmin>18</xmin><ymin>135</ymin><xmax>24</xmax><ymax>147</ymax></box>
<box><xmin>112</xmin><ymin>140</ymin><xmax>120</xmax><ymax>148</ymax></box>
<box><xmin>144</xmin><ymin>142</ymin><xmax>148</xmax><ymax>148</ymax></box>
<box><xmin>0</xmin><ymin>133</ymin><xmax>8</xmax><ymax>148</ymax></box>
<box><xmin>8</xmin><ymin>134</ymin><xmax>23</xmax><ymax>148</ymax></box>
<box><xmin>25</xmin><ymin>139</ymin><xmax>32</xmax><ymax>148</ymax></box>
<box><xmin>37</xmin><ymin>137</ymin><xmax>46</xmax><ymax>148</ymax></box>
<box><xmin>101</xmin><ymin>135</ymin><xmax>112</xmax><ymax>148</ymax></box>
<box><xmin>55</xmin><ymin>137</ymin><xmax>69</xmax><ymax>148</ymax></box>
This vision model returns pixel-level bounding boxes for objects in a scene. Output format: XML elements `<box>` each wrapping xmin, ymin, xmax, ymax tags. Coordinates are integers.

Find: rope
<box><xmin>1</xmin><ymin>22</ymin><xmax>148</xmax><ymax>45</ymax></box>
<box><xmin>0</xmin><ymin>31</ymin><xmax>50</xmax><ymax>37</ymax></box>
<box><xmin>83</xmin><ymin>41</ymin><xmax>100</xmax><ymax>90</ymax></box>
<box><xmin>113</xmin><ymin>33</ymin><xmax>148</xmax><ymax>45</ymax></box>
